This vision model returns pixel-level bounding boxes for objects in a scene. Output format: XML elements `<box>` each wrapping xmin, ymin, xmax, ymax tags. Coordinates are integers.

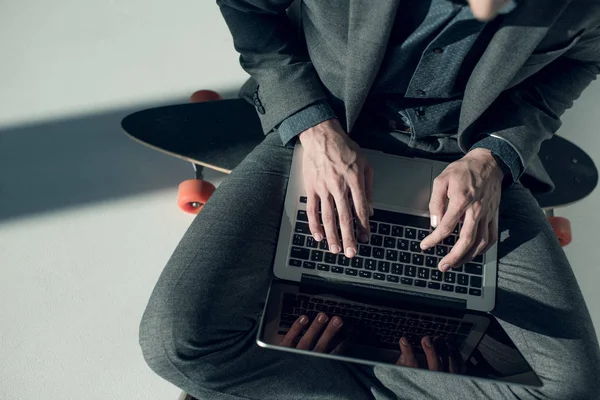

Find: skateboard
<box><xmin>121</xmin><ymin>90</ymin><xmax>598</xmax><ymax>246</ymax></box>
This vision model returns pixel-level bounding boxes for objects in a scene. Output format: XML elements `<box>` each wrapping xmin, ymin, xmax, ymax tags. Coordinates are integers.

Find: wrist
<box><xmin>466</xmin><ymin>148</ymin><xmax>505</xmax><ymax>181</ymax></box>
<box><xmin>298</xmin><ymin>118</ymin><xmax>339</xmax><ymax>146</ymax></box>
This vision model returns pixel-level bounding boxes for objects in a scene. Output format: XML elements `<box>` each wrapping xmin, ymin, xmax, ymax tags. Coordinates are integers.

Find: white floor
<box><xmin>0</xmin><ymin>1</ymin><xmax>598</xmax><ymax>399</ymax></box>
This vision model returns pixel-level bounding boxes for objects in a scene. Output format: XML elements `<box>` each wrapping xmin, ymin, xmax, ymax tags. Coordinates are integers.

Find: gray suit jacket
<box><xmin>218</xmin><ymin>0</ymin><xmax>600</xmax><ymax>191</ymax></box>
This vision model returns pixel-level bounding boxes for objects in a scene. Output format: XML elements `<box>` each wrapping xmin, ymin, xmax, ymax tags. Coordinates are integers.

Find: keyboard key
<box><xmin>337</xmin><ymin>254</ymin><xmax>350</xmax><ymax>266</ymax></box>
<box><xmin>431</xmin><ymin>270</ymin><xmax>442</xmax><ymax>281</ymax></box>
<box><xmin>373</xmin><ymin>273</ymin><xmax>385</xmax><ymax>281</ymax></box>
<box><xmin>296</xmin><ymin>210</ymin><xmax>308</xmax><ymax>222</ymax></box>
<box><xmin>345</xmin><ymin>268</ymin><xmax>358</xmax><ymax>276</ymax></box>
<box><xmin>401</xmin><ymin>277</ymin><xmax>414</xmax><ymax>285</ymax></box>
<box><xmin>359</xmin><ymin>270</ymin><xmax>372</xmax><ymax>278</ymax></box>
<box><xmin>473</xmin><ymin>254</ymin><xmax>484</xmax><ymax>263</ymax></box>
<box><xmin>444</xmin><ymin>272</ymin><xmax>456</xmax><ymax>283</ymax></box>
<box><xmin>306</xmin><ymin>236</ymin><xmax>318</xmax><ymax>248</ymax></box>
<box><xmin>294</xmin><ymin>222</ymin><xmax>311</xmax><ymax>234</ymax></box>
<box><xmin>319</xmin><ymin>239</ymin><xmax>329</xmax><ymax>251</ymax></box>
<box><xmin>317</xmin><ymin>263</ymin><xmax>330</xmax><ymax>271</ymax></box>
<box><xmin>300</xmin><ymin>196</ymin><xmax>307</xmax><ymax>203</ymax></box>
<box><xmin>470</xmin><ymin>276</ymin><xmax>483</xmax><ymax>288</ymax></box>
<box><xmin>358</xmin><ymin>245</ymin><xmax>371</xmax><ymax>257</ymax></box>
<box><xmin>370</xmin><ymin>234</ymin><xmax>383</xmax><ymax>246</ymax></box>
<box><xmin>291</xmin><ymin>247</ymin><xmax>310</xmax><ymax>260</ymax></box>
<box><xmin>465</xmin><ymin>263</ymin><xmax>483</xmax><ymax>275</ymax></box>
<box><xmin>453</xmin><ymin>225</ymin><xmax>460</xmax><ymax>234</ymax></box>
<box><xmin>469</xmin><ymin>288</ymin><xmax>482</xmax><ymax>296</ymax></box>
<box><xmin>369</xmin><ymin>221</ymin><xmax>378</xmax><ymax>232</ymax></box>
<box><xmin>410</xmin><ymin>241</ymin><xmax>422</xmax><ymax>253</ymax></box>
<box><xmin>428</xmin><ymin>282</ymin><xmax>440</xmax><ymax>290</ymax></box>
<box><xmin>378</xmin><ymin>223</ymin><xmax>391</xmax><ymax>235</ymax></box>
<box><xmin>436</xmin><ymin>245</ymin><xmax>448</xmax><ymax>256</ymax></box>
<box><xmin>455</xmin><ymin>286</ymin><xmax>467</xmax><ymax>294</ymax></box>
<box><xmin>442</xmin><ymin>284</ymin><xmax>454</xmax><ymax>292</ymax></box>
<box><xmin>426</xmin><ymin>256</ymin><xmax>438</xmax><ymax>268</ymax></box>
<box><xmin>289</xmin><ymin>259</ymin><xmax>302</xmax><ymax>267</ymax></box>
<box><xmin>391</xmin><ymin>263</ymin><xmax>403</xmax><ymax>275</ymax></box>
<box><xmin>412</xmin><ymin>254</ymin><xmax>424</xmax><ymax>266</ymax></box>
<box><xmin>311</xmin><ymin>250</ymin><xmax>324</xmax><ymax>262</ymax></box>
<box><xmin>414</xmin><ymin>279</ymin><xmax>427</xmax><ymax>287</ymax></box>
<box><xmin>399</xmin><ymin>251</ymin><xmax>411</xmax><ymax>263</ymax></box>
<box><xmin>418</xmin><ymin>230</ymin><xmax>428</xmax><ymax>240</ymax></box>
<box><xmin>373</xmin><ymin>247</ymin><xmax>385</xmax><ymax>259</ymax></box>
<box><xmin>397</xmin><ymin>239</ymin><xmax>409</xmax><ymax>251</ymax></box>
<box><xmin>385</xmin><ymin>249</ymin><xmax>398</xmax><ymax>261</ymax></box>
<box><xmin>292</xmin><ymin>234</ymin><xmax>305</xmax><ymax>246</ymax></box>
<box><xmin>443</xmin><ymin>235</ymin><xmax>456</xmax><ymax>246</ymax></box>
<box><xmin>325</xmin><ymin>252</ymin><xmax>337</xmax><ymax>263</ymax></box>
<box><xmin>423</xmin><ymin>246</ymin><xmax>435</xmax><ymax>255</ymax></box>
<box><xmin>351</xmin><ymin>257</ymin><xmax>364</xmax><ymax>269</ymax></box>
<box><xmin>331</xmin><ymin>266</ymin><xmax>344</xmax><ymax>274</ymax></box>
<box><xmin>418</xmin><ymin>268</ymin><xmax>429</xmax><ymax>279</ymax></box>
<box><xmin>387</xmin><ymin>275</ymin><xmax>399</xmax><ymax>283</ymax></box>
<box><xmin>405</xmin><ymin>265</ymin><xmax>416</xmax><ymax>277</ymax></box>
<box><xmin>384</xmin><ymin>237</ymin><xmax>396</xmax><ymax>248</ymax></box>
<box><xmin>392</xmin><ymin>226</ymin><xmax>403</xmax><ymax>237</ymax></box>
<box><xmin>365</xmin><ymin>260</ymin><xmax>377</xmax><ymax>270</ymax></box>
<box><xmin>303</xmin><ymin>261</ymin><xmax>316</xmax><ymax>269</ymax></box>
<box><xmin>405</xmin><ymin>228</ymin><xmax>416</xmax><ymax>239</ymax></box>
<box><xmin>378</xmin><ymin>261</ymin><xmax>390</xmax><ymax>273</ymax></box>
<box><xmin>457</xmin><ymin>274</ymin><xmax>469</xmax><ymax>286</ymax></box>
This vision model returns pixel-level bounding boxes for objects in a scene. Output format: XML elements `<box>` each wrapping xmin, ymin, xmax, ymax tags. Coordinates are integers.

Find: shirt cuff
<box><xmin>277</xmin><ymin>101</ymin><xmax>337</xmax><ymax>147</ymax></box>
<box><xmin>470</xmin><ymin>135</ymin><xmax>524</xmax><ymax>184</ymax></box>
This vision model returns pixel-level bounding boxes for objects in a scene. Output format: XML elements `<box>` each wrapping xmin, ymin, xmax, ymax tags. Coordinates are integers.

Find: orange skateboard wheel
<box><xmin>177</xmin><ymin>179</ymin><xmax>216</xmax><ymax>214</ymax></box>
<box><xmin>548</xmin><ymin>216</ymin><xmax>572</xmax><ymax>247</ymax></box>
<box><xmin>190</xmin><ymin>90</ymin><xmax>222</xmax><ymax>103</ymax></box>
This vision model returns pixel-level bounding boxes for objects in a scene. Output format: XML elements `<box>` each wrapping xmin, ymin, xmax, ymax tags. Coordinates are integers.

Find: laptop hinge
<box><xmin>300</xmin><ymin>274</ymin><xmax>467</xmax><ymax>312</ymax></box>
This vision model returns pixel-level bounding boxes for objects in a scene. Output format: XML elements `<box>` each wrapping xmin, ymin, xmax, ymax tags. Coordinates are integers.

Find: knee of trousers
<box><xmin>532</xmin><ymin>359</ymin><xmax>600</xmax><ymax>400</ymax></box>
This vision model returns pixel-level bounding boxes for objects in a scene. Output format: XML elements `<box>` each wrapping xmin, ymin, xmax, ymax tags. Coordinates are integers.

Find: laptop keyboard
<box><xmin>289</xmin><ymin>197</ymin><xmax>485</xmax><ymax>298</ymax></box>
<box><xmin>278</xmin><ymin>293</ymin><xmax>474</xmax><ymax>352</ymax></box>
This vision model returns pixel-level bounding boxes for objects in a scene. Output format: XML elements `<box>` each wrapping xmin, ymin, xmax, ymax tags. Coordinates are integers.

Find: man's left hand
<box><xmin>420</xmin><ymin>148</ymin><xmax>504</xmax><ymax>272</ymax></box>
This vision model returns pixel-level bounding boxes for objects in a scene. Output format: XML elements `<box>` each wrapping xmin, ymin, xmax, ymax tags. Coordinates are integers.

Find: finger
<box><xmin>320</xmin><ymin>194</ymin><xmax>341</xmax><ymax>254</ymax></box>
<box><xmin>348</xmin><ymin>171</ymin><xmax>370</xmax><ymax>244</ymax></box>
<box><xmin>280</xmin><ymin>315</ymin><xmax>309</xmax><ymax>347</ymax></box>
<box><xmin>428</xmin><ymin>175</ymin><xmax>449</xmax><ymax>229</ymax></box>
<box><xmin>471</xmin><ymin>217</ymin><xmax>491</xmax><ymax>262</ymax></box>
<box><xmin>313</xmin><ymin>316</ymin><xmax>344</xmax><ymax>353</ymax></box>
<box><xmin>433</xmin><ymin>336</ymin><xmax>451</xmax><ymax>372</ymax></box>
<box><xmin>397</xmin><ymin>337</ymin><xmax>418</xmax><ymax>368</ymax></box>
<box><xmin>488</xmin><ymin>216</ymin><xmax>498</xmax><ymax>250</ymax></box>
<box><xmin>439</xmin><ymin>207</ymin><xmax>479</xmax><ymax>271</ymax></box>
<box><xmin>421</xmin><ymin>195</ymin><xmax>468</xmax><ymax>251</ymax></box>
<box><xmin>448</xmin><ymin>344</ymin><xmax>463</xmax><ymax>374</ymax></box>
<box><xmin>296</xmin><ymin>313</ymin><xmax>329</xmax><ymax>350</ymax></box>
<box><xmin>421</xmin><ymin>336</ymin><xmax>441</xmax><ymax>371</ymax></box>
<box><xmin>306</xmin><ymin>191</ymin><xmax>324</xmax><ymax>242</ymax></box>
<box><xmin>364</xmin><ymin>163</ymin><xmax>375</xmax><ymax>217</ymax></box>
<box><xmin>333</xmin><ymin>191</ymin><xmax>357</xmax><ymax>258</ymax></box>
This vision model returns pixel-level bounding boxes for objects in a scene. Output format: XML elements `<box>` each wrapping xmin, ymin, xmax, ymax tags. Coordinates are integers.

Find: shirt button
<box><xmin>433</xmin><ymin>47</ymin><xmax>444</xmax><ymax>54</ymax></box>
<box><xmin>416</xmin><ymin>108</ymin><xmax>426</xmax><ymax>117</ymax></box>
<box><xmin>417</xmin><ymin>89</ymin><xmax>426</xmax><ymax>96</ymax></box>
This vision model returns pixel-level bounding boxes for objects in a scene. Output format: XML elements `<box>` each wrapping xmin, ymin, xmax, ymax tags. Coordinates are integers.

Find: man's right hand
<box><xmin>298</xmin><ymin>119</ymin><xmax>374</xmax><ymax>258</ymax></box>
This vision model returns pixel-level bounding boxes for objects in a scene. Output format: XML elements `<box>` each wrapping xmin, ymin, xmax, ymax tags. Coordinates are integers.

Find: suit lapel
<box><xmin>458</xmin><ymin>0</ymin><xmax>573</xmax><ymax>143</ymax></box>
<box><xmin>345</xmin><ymin>0</ymin><xmax>399</xmax><ymax>132</ymax></box>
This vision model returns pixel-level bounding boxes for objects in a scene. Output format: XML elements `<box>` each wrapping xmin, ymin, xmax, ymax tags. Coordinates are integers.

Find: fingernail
<box><xmin>359</xmin><ymin>233</ymin><xmax>369</xmax><ymax>243</ymax></box>
<box><xmin>369</xmin><ymin>205</ymin><xmax>374</xmax><ymax>216</ymax></box>
<box><xmin>424</xmin><ymin>336</ymin><xmax>433</xmax><ymax>348</ymax></box>
<box><xmin>317</xmin><ymin>313</ymin><xmax>328</xmax><ymax>323</ymax></box>
<box><xmin>440</xmin><ymin>263</ymin><xmax>450</xmax><ymax>272</ymax></box>
<box><xmin>314</xmin><ymin>233</ymin><xmax>323</xmax><ymax>242</ymax></box>
<box><xmin>401</xmin><ymin>337</ymin><xmax>409</xmax><ymax>346</ymax></box>
<box><xmin>431</xmin><ymin>215</ymin><xmax>438</xmax><ymax>228</ymax></box>
<box><xmin>299</xmin><ymin>316</ymin><xmax>308</xmax><ymax>324</ymax></box>
<box><xmin>346</xmin><ymin>247</ymin><xmax>356</xmax><ymax>258</ymax></box>
<box><xmin>420</xmin><ymin>242</ymin><xmax>429</xmax><ymax>250</ymax></box>
<box><xmin>330</xmin><ymin>245</ymin><xmax>340</xmax><ymax>254</ymax></box>
<box><xmin>332</xmin><ymin>317</ymin><xmax>343</xmax><ymax>327</ymax></box>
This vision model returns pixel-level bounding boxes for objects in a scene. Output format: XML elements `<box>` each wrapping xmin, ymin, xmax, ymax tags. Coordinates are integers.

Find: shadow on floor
<box><xmin>0</xmin><ymin>90</ymin><xmax>239</xmax><ymax>223</ymax></box>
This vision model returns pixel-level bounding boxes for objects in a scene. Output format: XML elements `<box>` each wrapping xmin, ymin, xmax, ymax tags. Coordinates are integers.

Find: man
<box><xmin>139</xmin><ymin>1</ymin><xmax>600</xmax><ymax>399</ymax></box>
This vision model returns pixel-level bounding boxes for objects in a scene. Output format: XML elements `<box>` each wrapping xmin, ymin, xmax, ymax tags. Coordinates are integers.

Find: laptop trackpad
<box><xmin>366</xmin><ymin>152</ymin><xmax>432</xmax><ymax>211</ymax></box>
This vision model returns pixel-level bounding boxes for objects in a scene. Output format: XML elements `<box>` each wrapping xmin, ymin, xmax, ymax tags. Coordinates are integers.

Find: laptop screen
<box><xmin>257</xmin><ymin>280</ymin><xmax>542</xmax><ymax>387</ymax></box>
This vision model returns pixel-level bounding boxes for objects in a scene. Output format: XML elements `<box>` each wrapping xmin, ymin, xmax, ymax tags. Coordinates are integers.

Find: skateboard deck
<box><xmin>121</xmin><ymin>99</ymin><xmax>598</xmax><ymax>210</ymax></box>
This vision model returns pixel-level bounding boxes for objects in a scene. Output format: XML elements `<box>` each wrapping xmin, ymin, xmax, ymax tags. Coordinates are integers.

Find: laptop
<box><xmin>257</xmin><ymin>144</ymin><xmax>542</xmax><ymax>387</ymax></box>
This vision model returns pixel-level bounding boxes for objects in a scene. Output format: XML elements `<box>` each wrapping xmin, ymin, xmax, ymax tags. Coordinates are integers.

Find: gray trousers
<box><xmin>139</xmin><ymin>131</ymin><xmax>600</xmax><ymax>399</ymax></box>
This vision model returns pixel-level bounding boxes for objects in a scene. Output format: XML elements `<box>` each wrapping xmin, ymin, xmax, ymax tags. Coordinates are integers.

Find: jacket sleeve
<box><xmin>217</xmin><ymin>0</ymin><xmax>331</xmax><ymax>134</ymax></box>
<box><xmin>466</xmin><ymin>27</ymin><xmax>600</xmax><ymax>177</ymax></box>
